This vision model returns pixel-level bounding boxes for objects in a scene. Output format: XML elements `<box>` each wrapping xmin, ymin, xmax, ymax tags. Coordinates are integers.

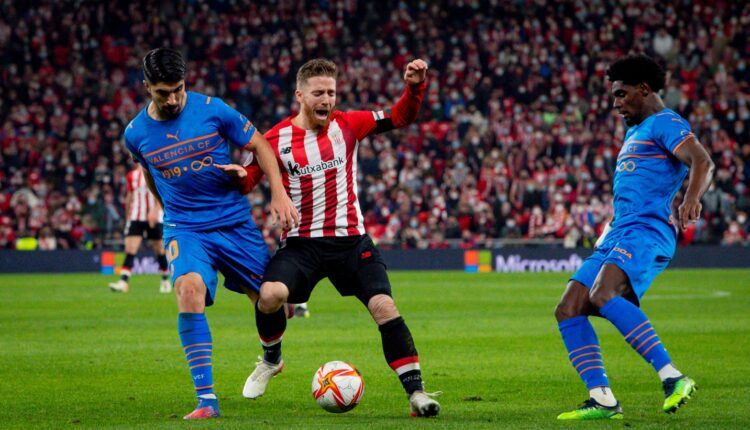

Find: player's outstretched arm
<box><xmin>140</xmin><ymin>165</ymin><xmax>164</xmax><ymax>209</ymax></box>
<box><xmin>348</xmin><ymin>59</ymin><xmax>429</xmax><ymax>140</ymax></box>
<box><xmin>214</xmin><ymin>160</ymin><xmax>266</xmax><ymax>195</ymax></box>
<box><xmin>388</xmin><ymin>59</ymin><xmax>428</xmax><ymax>129</ymax></box>
<box><xmin>674</xmin><ymin>136</ymin><xmax>715</xmax><ymax>230</ymax></box>
<box><xmin>244</xmin><ymin>132</ymin><xmax>299</xmax><ymax>230</ymax></box>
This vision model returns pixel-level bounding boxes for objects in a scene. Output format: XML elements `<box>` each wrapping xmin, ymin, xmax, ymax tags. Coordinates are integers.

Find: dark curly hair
<box><xmin>143</xmin><ymin>48</ymin><xmax>186</xmax><ymax>84</ymax></box>
<box><xmin>606</xmin><ymin>54</ymin><xmax>666</xmax><ymax>92</ymax></box>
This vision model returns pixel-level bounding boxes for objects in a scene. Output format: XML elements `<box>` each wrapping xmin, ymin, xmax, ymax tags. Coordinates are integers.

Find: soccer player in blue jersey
<box><xmin>554</xmin><ymin>54</ymin><xmax>715</xmax><ymax>420</ymax></box>
<box><xmin>123</xmin><ymin>48</ymin><xmax>298</xmax><ymax>420</ymax></box>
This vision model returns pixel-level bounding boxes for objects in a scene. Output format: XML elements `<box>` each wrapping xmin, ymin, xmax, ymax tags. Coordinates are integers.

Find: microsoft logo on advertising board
<box><xmin>464</xmin><ymin>250</ymin><xmax>492</xmax><ymax>272</ymax></box>
<box><xmin>464</xmin><ymin>250</ymin><xmax>584</xmax><ymax>273</ymax></box>
<box><xmin>494</xmin><ymin>254</ymin><xmax>583</xmax><ymax>273</ymax></box>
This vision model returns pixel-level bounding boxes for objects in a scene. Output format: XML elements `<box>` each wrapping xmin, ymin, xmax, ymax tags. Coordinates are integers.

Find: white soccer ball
<box><xmin>311</xmin><ymin>361</ymin><xmax>365</xmax><ymax>413</ymax></box>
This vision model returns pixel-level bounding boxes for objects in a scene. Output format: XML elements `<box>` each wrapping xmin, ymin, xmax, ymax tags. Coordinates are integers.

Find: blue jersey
<box><xmin>124</xmin><ymin>91</ymin><xmax>256</xmax><ymax>231</ymax></box>
<box><xmin>610</xmin><ymin>108</ymin><xmax>692</xmax><ymax>254</ymax></box>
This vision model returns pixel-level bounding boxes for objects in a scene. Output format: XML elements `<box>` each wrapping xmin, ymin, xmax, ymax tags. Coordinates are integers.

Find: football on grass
<box><xmin>311</xmin><ymin>361</ymin><xmax>365</xmax><ymax>413</ymax></box>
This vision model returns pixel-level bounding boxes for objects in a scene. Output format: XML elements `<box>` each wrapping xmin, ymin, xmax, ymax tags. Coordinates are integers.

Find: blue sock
<box><xmin>178</xmin><ymin>313</ymin><xmax>214</xmax><ymax>397</ymax></box>
<box><xmin>599</xmin><ymin>296</ymin><xmax>671</xmax><ymax>372</ymax></box>
<box><xmin>559</xmin><ymin>316</ymin><xmax>609</xmax><ymax>389</ymax></box>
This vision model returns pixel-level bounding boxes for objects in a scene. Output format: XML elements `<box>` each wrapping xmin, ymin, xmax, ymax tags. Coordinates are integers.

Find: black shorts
<box><xmin>262</xmin><ymin>234</ymin><xmax>391</xmax><ymax>305</ymax></box>
<box><xmin>125</xmin><ymin>221</ymin><xmax>163</xmax><ymax>240</ymax></box>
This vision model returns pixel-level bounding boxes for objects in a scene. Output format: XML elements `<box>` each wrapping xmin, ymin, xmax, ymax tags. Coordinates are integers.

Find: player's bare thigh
<box><xmin>124</xmin><ymin>235</ymin><xmax>143</xmax><ymax>254</ymax></box>
<box><xmin>589</xmin><ymin>263</ymin><xmax>632</xmax><ymax>308</ymax></box>
<box><xmin>174</xmin><ymin>272</ymin><xmax>207</xmax><ymax>313</ymax></box>
<box><xmin>555</xmin><ymin>280</ymin><xmax>597</xmax><ymax>322</ymax></box>
<box><xmin>239</xmin><ymin>285</ymin><xmax>259</xmax><ymax>304</ymax></box>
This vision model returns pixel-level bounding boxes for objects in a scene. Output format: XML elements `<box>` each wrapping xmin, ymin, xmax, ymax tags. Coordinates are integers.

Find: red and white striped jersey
<box><xmin>125</xmin><ymin>167</ymin><xmax>164</xmax><ymax>222</ymax></box>
<box><xmin>244</xmin><ymin>82</ymin><xmax>426</xmax><ymax>239</ymax></box>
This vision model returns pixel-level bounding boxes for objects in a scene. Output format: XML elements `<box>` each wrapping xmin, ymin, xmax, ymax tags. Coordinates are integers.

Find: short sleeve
<box><xmin>653</xmin><ymin>113</ymin><xmax>694</xmax><ymax>155</ymax></box>
<box><xmin>214</xmin><ymin>98</ymin><xmax>256</xmax><ymax>148</ymax></box>
<box><xmin>123</xmin><ymin>126</ymin><xmax>147</xmax><ymax>168</ymax></box>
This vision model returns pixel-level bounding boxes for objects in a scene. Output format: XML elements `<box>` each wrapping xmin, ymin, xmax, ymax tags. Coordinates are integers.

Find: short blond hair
<box><xmin>296</xmin><ymin>58</ymin><xmax>338</xmax><ymax>88</ymax></box>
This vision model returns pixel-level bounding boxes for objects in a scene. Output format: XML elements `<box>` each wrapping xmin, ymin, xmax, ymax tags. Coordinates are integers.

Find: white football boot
<box><xmin>243</xmin><ymin>357</ymin><xmax>284</xmax><ymax>399</ymax></box>
<box><xmin>108</xmin><ymin>279</ymin><xmax>129</xmax><ymax>293</ymax></box>
<box><xmin>159</xmin><ymin>279</ymin><xmax>172</xmax><ymax>294</ymax></box>
<box><xmin>409</xmin><ymin>390</ymin><xmax>442</xmax><ymax>417</ymax></box>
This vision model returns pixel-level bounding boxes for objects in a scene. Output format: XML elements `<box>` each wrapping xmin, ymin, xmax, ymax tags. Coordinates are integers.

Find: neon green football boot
<box><xmin>663</xmin><ymin>376</ymin><xmax>697</xmax><ymax>413</ymax></box>
<box><xmin>557</xmin><ymin>398</ymin><xmax>623</xmax><ymax>420</ymax></box>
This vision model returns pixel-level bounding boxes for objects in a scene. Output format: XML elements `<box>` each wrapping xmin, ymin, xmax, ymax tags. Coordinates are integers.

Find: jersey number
<box><xmin>166</xmin><ymin>240</ymin><xmax>179</xmax><ymax>263</ymax></box>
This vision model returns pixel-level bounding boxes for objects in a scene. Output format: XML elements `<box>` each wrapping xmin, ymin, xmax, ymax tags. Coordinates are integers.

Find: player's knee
<box><xmin>174</xmin><ymin>273</ymin><xmax>206</xmax><ymax>311</ymax></box>
<box><xmin>367</xmin><ymin>294</ymin><xmax>399</xmax><ymax>325</ymax></box>
<box><xmin>258</xmin><ymin>282</ymin><xmax>287</xmax><ymax>313</ymax></box>
<box><xmin>554</xmin><ymin>300</ymin><xmax>581</xmax><ymax>322</ymax></box>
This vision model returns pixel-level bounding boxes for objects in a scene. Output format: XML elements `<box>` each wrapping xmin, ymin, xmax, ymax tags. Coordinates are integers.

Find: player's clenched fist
<box><xmin>678</xmin><ymin>197</ymin><xmax>702</xmax><ymax>230</ymax></box>
<box><xmin>269</xmin><ymin>192</ymin><xmax>300</xmax><ymax>230</ymax></box>
<box><xmin>404</xmin><ymin>59</ymin><xmax>428</xmax><ymax>86</ymax></box>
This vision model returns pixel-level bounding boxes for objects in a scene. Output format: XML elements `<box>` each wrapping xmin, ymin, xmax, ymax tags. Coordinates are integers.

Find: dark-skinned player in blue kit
<box><xmin>555</xmin><ymin>54</ymin><xmax>714</xmax><ymax>420</ymax></box>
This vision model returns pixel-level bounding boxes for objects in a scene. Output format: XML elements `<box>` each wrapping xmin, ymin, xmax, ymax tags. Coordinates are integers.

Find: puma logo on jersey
<box><xmin>166</xmin><ymin>130</ymin><xmax>180</xmax><ymax>141</ymax></box>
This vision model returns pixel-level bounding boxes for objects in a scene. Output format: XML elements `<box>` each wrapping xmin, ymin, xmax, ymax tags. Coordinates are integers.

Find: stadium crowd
<box><xmin>1</xmin><ymin>0</ymin><xmax>749</xmax><ymax>250</ymax></box>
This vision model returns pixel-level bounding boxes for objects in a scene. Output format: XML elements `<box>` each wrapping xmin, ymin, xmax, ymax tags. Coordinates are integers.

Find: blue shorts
<box><xmin>163</xmin><ymin>220</ymin><xmax>270</xmax><ymax>306</ymax></box>
<box><xmin>571</xmin><ymin>228</ymin><xmax>672</xmax><ymax>304</ymax></box>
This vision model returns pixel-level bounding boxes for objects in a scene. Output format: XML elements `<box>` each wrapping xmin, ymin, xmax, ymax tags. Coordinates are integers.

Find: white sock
<box><xmin>198</xmin><ymin>393</ymin><xmax>217</xmax><ymax>400</ymax></box>
<box><xmin>657</xmin><ymin>363</ymin><xmax>683</xmax><ymax>381</ymax></box>
<box><xmin>589</xmin><ymin>386</ymin><xmax>617</xmax><ymax>407</ymax></box>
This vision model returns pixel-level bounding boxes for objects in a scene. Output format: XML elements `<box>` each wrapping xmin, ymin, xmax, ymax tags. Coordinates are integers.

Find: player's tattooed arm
<box><xmin>243</xmin><ymin>132</ymin><xmax>300</xmax><ymax>230</ymax></box>
<box><xmin>140</xmin><ymin>165</ymin><xmax>164</xmax><ymax>209</ymax></box>
<box><xmin>674</xmin><ymin>136</ymin><xmax>715</xmax><ymax>230</ymax></box>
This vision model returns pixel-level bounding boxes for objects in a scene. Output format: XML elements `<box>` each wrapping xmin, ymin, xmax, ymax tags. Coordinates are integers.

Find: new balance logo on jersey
<box><xmin>286</xmin><ymin>157</ymin><xmax>345</xmax><ymax>177</ymax></box>
<box><xmin>280</xmin><ymin>147</ymin><xmax>292</xmax><ymax>155</ymax></box>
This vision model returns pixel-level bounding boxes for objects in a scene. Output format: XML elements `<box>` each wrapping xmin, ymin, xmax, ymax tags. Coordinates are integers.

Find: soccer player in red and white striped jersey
<box><xmin>108</xmin><ymin>165</ymin><xmax>171</xmax><ymax>294</ymax></box>
<box><xmin>222</xmin><ymin>58</ymin><xmax>441</xmax><ymax>417</ymax></box>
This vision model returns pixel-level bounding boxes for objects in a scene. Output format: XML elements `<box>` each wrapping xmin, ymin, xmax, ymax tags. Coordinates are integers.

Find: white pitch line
<box><xmin>647</xmin><ymin>290</ymin><xmax>731</xmax><ymax>300</ymax></box>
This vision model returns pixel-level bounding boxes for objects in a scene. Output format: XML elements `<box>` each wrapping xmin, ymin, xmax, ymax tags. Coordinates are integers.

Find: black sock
<box><xmin>121</xmin><ymin>254</ymin><xmax>135</xmax><ymax>281</ymax></box>
<box><xmin>379</xmin><ymin>316</ymin><xmax>423</xmax><ymax>395</ymax></box>
<box><xmin>255</xmin><ymin>302</ymin><xmax>286</xmax><ymax>364</ymax></box>
<box><xmin>157</xmin><ymin>254</ymin><xmax>168</xmax><ymax>279</ymax></box>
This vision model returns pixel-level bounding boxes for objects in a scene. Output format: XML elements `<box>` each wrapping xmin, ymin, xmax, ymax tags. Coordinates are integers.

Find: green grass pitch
<box><xmin>1</xmin><ymin>269</ymin><xmax>749</xmax><ymax>429</ymax></box>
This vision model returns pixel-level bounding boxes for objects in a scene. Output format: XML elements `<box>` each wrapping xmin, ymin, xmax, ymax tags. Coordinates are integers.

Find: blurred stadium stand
<box><xmin>1</xmin><ymin>0</ymin><xmax>748</xmax><ymax>251</ymax></box>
